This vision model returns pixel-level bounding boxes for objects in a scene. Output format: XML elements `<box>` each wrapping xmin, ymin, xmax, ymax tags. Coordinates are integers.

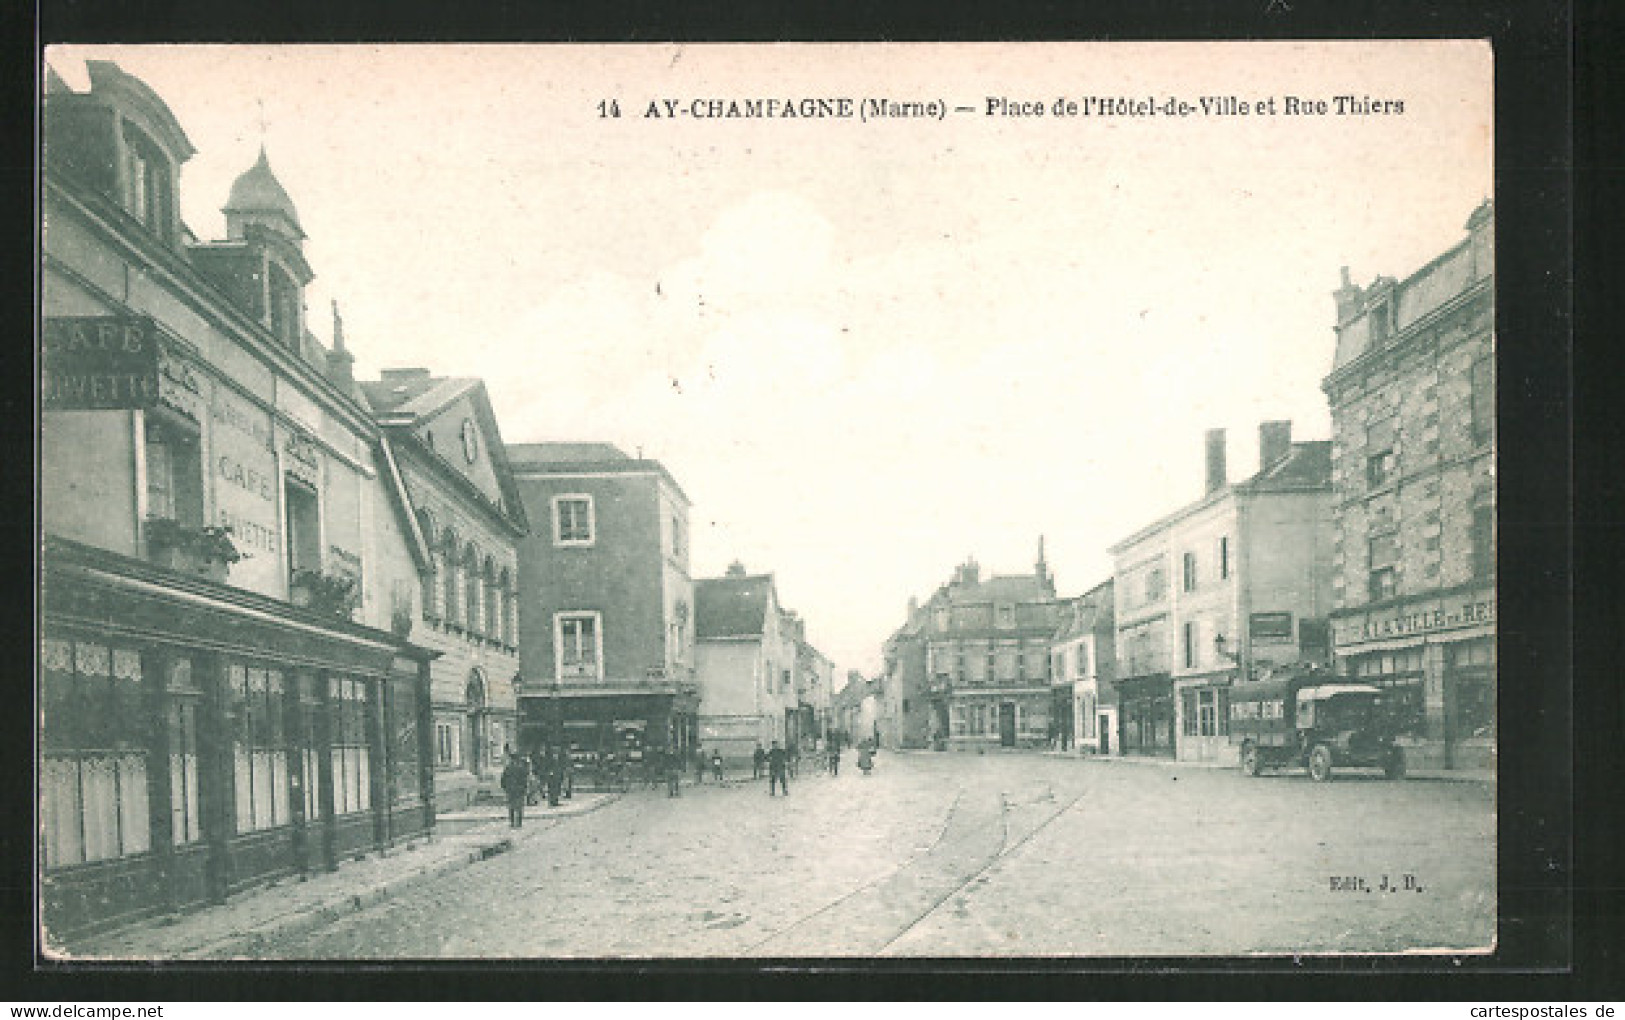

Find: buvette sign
<box><xmin>41</xmin><ymin>316</ymin><xmax>160</xmax><ymax>410</ymax></box>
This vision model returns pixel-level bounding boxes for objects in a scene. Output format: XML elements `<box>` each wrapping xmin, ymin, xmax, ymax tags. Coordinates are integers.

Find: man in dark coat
<box><xmin>767</xmin><ymin>740</ymin><xmax>789</xmax><ymax>796</ymax></box>
<box><xmin>752</xmin><ymin>743</ymin><xmax>766</xmax><ymax>779</ymax></box>
<box><xmin>500</xmin><ymin>752</ymin><xmax>530</xmax><ymax>828</ymax></box>
<box><xmin>544</xmin><ymin>746</ymin><xmax>565</xmax><ymax>807</ymax></box>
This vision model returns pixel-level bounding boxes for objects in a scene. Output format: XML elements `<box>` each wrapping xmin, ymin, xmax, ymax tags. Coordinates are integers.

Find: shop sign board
<box><xmin>41</xmin><ymin>316</ymin><xmax>160</xmax><ymax>410</ymax></box>
<box><xmin>1333</xmin><ymin>590</ymin><xmax>1495</xmax><ymax>649</ymax></box>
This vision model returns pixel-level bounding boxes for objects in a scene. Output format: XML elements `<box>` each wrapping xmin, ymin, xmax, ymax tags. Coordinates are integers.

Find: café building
<box><xmin>1322</xmin><ymin>203</ymin><xmax>1496</xmax><ymax>771</ymax></box>
<box><xmin>40</xmin><ymin>61</ymin><xmax>438</xmax><ymax>937</ymax></box>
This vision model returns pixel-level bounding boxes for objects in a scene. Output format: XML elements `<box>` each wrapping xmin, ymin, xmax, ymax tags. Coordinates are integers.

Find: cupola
<box><xmin>224</xmin><ymin>147</ymin><xmax>306</xmax><ymax>243</ymax></box>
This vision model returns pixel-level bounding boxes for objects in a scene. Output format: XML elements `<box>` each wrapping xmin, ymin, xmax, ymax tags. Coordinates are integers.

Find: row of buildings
<box><xmin>875</xmin><ymin>200</ymin><xmax>1495</xmax><ymax>776</ymax></box>
<box><xmin>38</xmin><ymin>62</ymin><xmax>833</xmax><ymax>937</ymax></box>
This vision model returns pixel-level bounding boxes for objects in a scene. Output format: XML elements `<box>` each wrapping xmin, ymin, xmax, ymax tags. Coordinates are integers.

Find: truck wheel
<box><xmin>1308</xmin><ymin>744</ymin><xmax>1334</xmax><ymax>783</ymax></box>
<box><xmin>1384</xmin><ymin>746</ymin><xmax>1407</xmax><ymax>780</ymax></box>
<box><xmin>1241</xmin><ymin>744</ymin><xmax>1262</xmax><ymax>777</ymax></box>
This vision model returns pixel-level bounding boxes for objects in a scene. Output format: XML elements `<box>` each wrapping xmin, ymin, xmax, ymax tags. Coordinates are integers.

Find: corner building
<box><xmin>920</xmin><ymin>545</ymin><xmax>1064</xmax><ymax>751</ymax></box>
<box><xmin>40</xmin><ymin>63</ymin><xmax>435</xmax><ymax>937</ymax></box>
<box><xmin>509</xmin><ymin>443</ymin><xmax>699</xmax><ymax>762</ymax></box>
<box><xmin>1108</xmin><ymin>425</ymin><xmax>1333</xmax><ymax>763</ymax></box>
<box><xmin>1321</xmin><ymin>202</ymin><xmax>1495</xmax><ymax>771</ymax></box>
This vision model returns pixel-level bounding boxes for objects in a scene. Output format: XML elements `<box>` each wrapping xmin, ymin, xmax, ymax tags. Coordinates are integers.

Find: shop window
<box><xmin>1182</xmin><ymin>552</ymin><xmax>1198</xmax><ymax>592</ymax></box>
<box><xmin>166</xmin><ymin>658</ymin><xmax>202</xmax><ymax>846</ymax></box>
<box><xmin>556</xmin><ymin>612</ymin><xmax>603</xmax><ymax>680</ymax></box>
<box><xmin>329</xmin><ymin>678</ymin><xmax>373</xmax><ymax>815</ymax></box>
<box><xmin>284</xmin><ymin>479</ymin><xmax>321</xmax><ymax>577</ymax></box>
<box><xmin>1354</xmin><ymin>649</ymin><xmax>1427</xmax><ymax>735</ymax></box>
<box><xmin>295</xmin><ymin>674</ymin><xmax>323</xmax><ymax>822</ymax></box>
<box><xmin>435</xmin><ymin>716</ymin><xmax>462</xmax><ymax>768</ymax></box>
<box><xmin>1471</xmin><ymin>357</ymin><xmax>1494</xmax><ymax>446</ymax></box>
<box><xmin>226</xmin><ymin>665</ymin><xmax>291</xmax><ymax>834</ymax></box>
<box><xmin>144</xmin><ymin>413</ymin><xmax>204</xmax><ymax>529</ymax></box>
<box><xmin>40</xmin><ymin>639</ymin><xmax>151</xmax><ymax>869</ymax></box>
<box><xmin>552</xmin><ymin>494</ymin><xmax>595</xmax><ymax>546</ymax></box>
<box><xmin>1180</xmin><ymin>687</ymin><xmax>1226</xmax><ymax>738</ymax></box>
<box><xmin>389</xmin><ymin>677</ymin><xmax>421</xmax><ymax>804</ymax></box>
<box><xmin>1472</xmin><ymin>504</ymin><xmax>1496</xmax><ymax>580</ymax></box>
<box><xmin>1451</xmin><ymin>642</ymin><xmax>1497</xmax><ymax>740</ymax></box>
<box><xmin>123</xmin><ymin>124</ymin><xmax>173</xmax><ymax>240</ymax></box>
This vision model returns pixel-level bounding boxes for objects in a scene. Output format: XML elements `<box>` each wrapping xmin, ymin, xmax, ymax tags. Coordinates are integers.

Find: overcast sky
<box><xmin>48</xmin><ymin>43</ymin><xmax>1492</xmax><ymax>681</ymax></box>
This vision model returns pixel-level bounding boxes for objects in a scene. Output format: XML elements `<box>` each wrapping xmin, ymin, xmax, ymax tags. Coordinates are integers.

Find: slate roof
<box><xmin>1237</xmin><ymin>440</ymin><xmax>1332</xmax><ymax>491</ymax></box>
<box><xmin>695</xmin><ymin>574</ymin><xmax>775</xmax><ymax>639</ymax></box>
<box><xmin>947</xmin><ymin>573</ymin><xmax>1052</xmax><ymax>605</ymax></box>
<box><xmin>1109</xmin><ymin>440</ymin><xmax>1332</xmax><ymax>553</ymax></box>
<box><xmin>506</xmin><ymin>442</ymin><xmax>632</xmax><ymax>466</ymax></box>
<box><xmin>359</xmin><ymin>374</ymin><xmax>479</xmax><ymax>418</ymax></box>
<box><xmin>506</xmin><ymin>443</ymin><xmax>692</xmax><ymax>505</ymax></box>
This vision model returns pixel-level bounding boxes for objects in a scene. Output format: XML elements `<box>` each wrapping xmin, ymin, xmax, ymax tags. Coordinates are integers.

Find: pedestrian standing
<box><xmin>665</xmin><ymin>746</ymin><xmax>682</xmax><ymax>797</ymax></box>
<box><xmin>767</xmin><ymin>740</ymin><xmax>789</xmax><ymax>796</ymax></box>
<box><xmin>711</xmin><ymin>748</ymin><xmax>724</xmax><ymax>782</ymax></box>
<box><xmin>828</xmin><ymin>744</ymin><xmax>840</xmax><ymax>777</ymax></box>
<box><xmin>752</xmin><ymin>743</ymin><xmax>766</xmax><ymax>780</ymax></box>
<box><xmin>500</xmin><ymin>752</ymin><xmax>530</xmax><ymax>828</ymax></box>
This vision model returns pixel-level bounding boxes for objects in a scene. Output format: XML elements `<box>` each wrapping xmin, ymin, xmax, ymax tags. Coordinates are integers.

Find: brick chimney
<box><xmin>1205</xmin><ymin>429</ymin><xmax>1227</xmax><ymax>495</ymax></box>
<box><xmin>380</xmin><ymin>366</ymin><xmax>432</xmax><ymax>384</ymax></box>
<box><xmin>1333</xmin><ymin>266</ymin><xmax>1364</xmax><ymax>327</ymax></box>
<box><xmin>1259</xmin><ymin>420</ymin><xmax>1292</xmax><ymax>471</ymax></box>
<box><xmin>325</xmin><ymin>300</ymin><xmax>355</xmax><ymax>387</ymax></box>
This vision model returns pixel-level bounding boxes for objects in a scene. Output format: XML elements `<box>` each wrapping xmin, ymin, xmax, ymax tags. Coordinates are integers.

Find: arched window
<box><xmin>483</xmin><ymin>556</ymin><xmax>499</xmax><ymax>641</ymax></box>
<box><xmin>416</xmin><ymin>510</ymin><xmax>440</xmax><ymax>621</ymax></box>
<box><xmin>499</xmin><ymin>567</ymin><xmax>516</xmax><ymax>647</ymax></box>
<box><xmin>463</xmin><ymin>543</ymin><xmax>481</xmax><ymax>634</ymax></box>
<box><xmin>441</xmin><ymin>529</ymin><xmax>461</xmax><ymax>627</ymax></box>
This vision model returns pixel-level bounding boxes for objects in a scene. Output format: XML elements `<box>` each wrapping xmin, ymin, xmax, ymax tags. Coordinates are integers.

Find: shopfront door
<box><xmin>998</xmin><ymin>703</ymin><xmax>1017</xmax><ymax>746</ymax></box>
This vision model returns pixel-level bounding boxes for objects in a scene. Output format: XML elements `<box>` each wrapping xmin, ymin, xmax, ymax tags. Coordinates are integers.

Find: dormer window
<box><xmin>122</xmin><ymin>124</ymin><xmax>173</xmax><ymax>241</ymax></box>
<box><xmin>268</xmin><ymin>263</ymin><xmax>300</xmax><ymax>348</ymax></box>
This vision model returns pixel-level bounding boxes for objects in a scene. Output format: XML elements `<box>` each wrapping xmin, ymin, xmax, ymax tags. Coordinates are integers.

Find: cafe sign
<box><xmin>1333</xmin><ymin>591</ymin><xmax>1495</xmax><ymax>649</ymax></box>
<box><xmin>41</xmin><ymin>316</ymin><xmax>160</xmax><ymax>410</ymax></box>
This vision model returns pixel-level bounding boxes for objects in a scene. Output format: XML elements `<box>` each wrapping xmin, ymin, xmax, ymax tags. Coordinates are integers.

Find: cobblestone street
<box><xmin>215</xmin><ymin>752</ymin><xmax>1495</xmax><ymax>959</ymax></box>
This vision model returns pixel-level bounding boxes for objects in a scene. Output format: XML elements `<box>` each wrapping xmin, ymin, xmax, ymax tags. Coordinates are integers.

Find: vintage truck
<box><xmin>1227</xmin><ymin>670</ymin><xmax>1407</xmax><ymax>781</ymax></box>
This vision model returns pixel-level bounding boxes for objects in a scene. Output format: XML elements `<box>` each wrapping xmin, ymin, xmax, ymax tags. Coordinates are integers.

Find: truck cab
<box><xmin>1230</xmin><ymin>671</ymin><xmax>1406</xmax><ymax>782</ymax></box>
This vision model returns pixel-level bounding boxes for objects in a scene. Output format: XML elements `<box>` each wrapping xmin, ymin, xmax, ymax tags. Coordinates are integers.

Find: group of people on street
<box><xmin>499</xmin><ymin>744</ymin><xmax>574</xmax><ymax>828</ymax></box>
<box><xmin>501</xmin><ymin>736</ymin><xmax>877</xmax><ymax>824</ymax></box>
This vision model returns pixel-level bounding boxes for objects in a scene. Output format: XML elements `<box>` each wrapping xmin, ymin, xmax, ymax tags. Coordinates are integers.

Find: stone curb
<box><xmin>116</xmin><ymin>792</ymin><xmax>626</xmax><ymax>959</ymax></box>
<box><xmin>182</xmin><ymin>833</ymin><xmax>517</xmax><ymax>958</ymax></box>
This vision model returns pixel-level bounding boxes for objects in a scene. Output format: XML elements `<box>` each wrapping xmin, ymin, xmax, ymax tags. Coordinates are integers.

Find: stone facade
<box><xmin>1322</xmin><ymin>202</ymin><xmax>1495</xmax><ymax>771</ymax></box>
<box><xmin>1108</xmin><ymin>425</ymin><xmax>1334</xmax><ymax>764</ymax></box>
<box><xmin>359</xmin><ymin>371</ymin><xmax>527</xmax><ymax>810</ymax></box>
<box><xmin>509</xmin><ymin>444</ymin><xmax>699</xmax><ymax>763</ymax></box>
<box><xmin>912</xmin><ymin>546</ymin><xmax>1064</xmax><ymax>751</ymax></box>
<box><xmin>40</xmin><ymin>62</ymin><xmax>435</xmax><ymax>937</ymax></box>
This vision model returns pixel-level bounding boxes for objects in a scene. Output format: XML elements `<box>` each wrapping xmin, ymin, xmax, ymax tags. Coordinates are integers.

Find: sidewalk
<box><xmin>53</xmin><ymin>792</ymin><xmax>618</xmax><ymax>960</ymax></box>
<box><xmin>1044</xmin><ymin>749</ymin><xmax>1496</xmax><ymax>783</ymax></box>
